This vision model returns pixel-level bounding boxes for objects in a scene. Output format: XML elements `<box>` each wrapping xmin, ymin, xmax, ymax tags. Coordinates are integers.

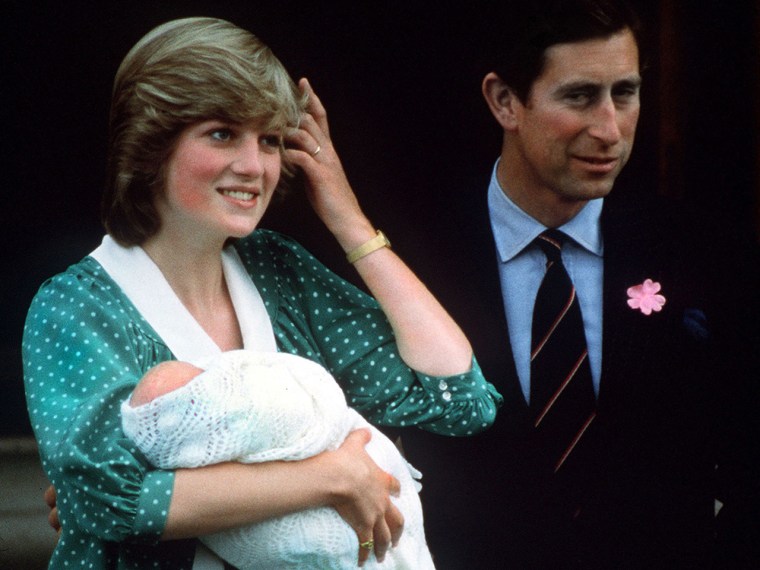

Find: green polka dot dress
<box><xmin>22</xmin><ymin>230</ymin><xmax>502</xmax><ymax>568</ymax></box>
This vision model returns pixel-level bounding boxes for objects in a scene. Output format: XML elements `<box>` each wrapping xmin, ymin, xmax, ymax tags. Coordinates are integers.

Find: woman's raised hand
<box><xmin>284</xmin><ymin>79</ymin><xmax>376</xmax><ymax>252</ymax></box>
<box><xmin>326</xmin><ymin>429</ymin><xmax>404</xmax><ymax>566</ymax></box>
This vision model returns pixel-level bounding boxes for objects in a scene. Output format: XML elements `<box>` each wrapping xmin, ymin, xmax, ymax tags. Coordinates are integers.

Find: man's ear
<box><xmin>482</xmin><ymin>72</ymin><xmax>521</xmax><ymax>131</ymax></box>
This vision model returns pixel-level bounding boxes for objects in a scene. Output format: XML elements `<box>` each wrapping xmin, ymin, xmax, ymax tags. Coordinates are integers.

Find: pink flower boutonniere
<box><xmin>627</xmin><ymin>279</ymin><xmax>666</xmax><ymax>315</ymax></box>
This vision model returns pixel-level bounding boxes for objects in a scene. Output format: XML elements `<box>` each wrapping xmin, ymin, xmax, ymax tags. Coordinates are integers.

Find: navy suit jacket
<box><xmin>392</xmin><ymin>175</ymin><xmax>760</xmax><ymax>569</ymax></box>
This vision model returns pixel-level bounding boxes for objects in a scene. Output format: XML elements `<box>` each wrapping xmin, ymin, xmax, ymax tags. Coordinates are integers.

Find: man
<box><xmin>398</xmin><ymin>1</ymin><xmax>760</xmax><ymax>568</ymax></box>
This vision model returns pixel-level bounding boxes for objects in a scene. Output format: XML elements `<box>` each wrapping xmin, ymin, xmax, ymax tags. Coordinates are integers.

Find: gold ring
<box><xmin>311</xmin><ymin>144</ymin><xmax>321</xmax><ymax>157</ymax></box>
<box><xmin>359</xmin><ymin>539</ymin><xmax>374</xmax><ymax>551</ymax></box>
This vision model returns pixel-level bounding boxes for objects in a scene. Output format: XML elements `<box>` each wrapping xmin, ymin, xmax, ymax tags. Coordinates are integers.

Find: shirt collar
<box><xmin>487</xmin><ymin>160</ymin><xmax>604</xmax><ymax>262</ymax></box>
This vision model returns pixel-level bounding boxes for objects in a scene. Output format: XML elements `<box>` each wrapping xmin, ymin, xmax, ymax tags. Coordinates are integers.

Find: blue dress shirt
<box><xmin>487</xmin><ymin>161</ymin><xmax>604</xmax><ymax>404</ymax></box>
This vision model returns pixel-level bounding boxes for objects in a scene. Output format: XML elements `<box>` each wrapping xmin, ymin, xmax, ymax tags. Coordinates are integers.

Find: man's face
<box><xmin>508</xmin><ymin>29</ymin><xmax>641</xmax><ymax>217</ymax></box>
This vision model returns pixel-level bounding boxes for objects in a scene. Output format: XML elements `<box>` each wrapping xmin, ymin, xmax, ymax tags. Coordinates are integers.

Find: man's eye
<box><xmin>565</xmin><ymin>92</ymin><xmax>592</xmax><ymax>104</ymax></box>
<box><xmin>613</xmin><ymin>88</ymin><xmax>639</xmax><ymax>101</ymax></box>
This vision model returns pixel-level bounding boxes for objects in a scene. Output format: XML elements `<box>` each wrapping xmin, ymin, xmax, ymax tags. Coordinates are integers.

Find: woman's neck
<box><xmin>142</xmin><ymin>232</ymin><xmax>227</xmax><ymax>313</ymax></box>
<box><xmin>142</xmin><ymin>233</ymin><xmax>244</xmax><ymax>351</ymax></box>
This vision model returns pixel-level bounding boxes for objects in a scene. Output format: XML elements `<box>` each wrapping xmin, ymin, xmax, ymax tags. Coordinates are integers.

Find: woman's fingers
<box><xmin>285</xmin><ymin>115</ymin><xmax>326</xmax><ymax>160</ymax></box>
<box><xmin>44</xmin><ymin>484</ymin><xmax>56</xmax><ymax>508</ymax></box>
<box><xmin>44</xmin><ymin>484</ymin><xmax>62</xmax><ymax>536</ymax></box>
<box><xmin>285</xmin><ymin>78</ymin><xmax>331</xmax><ymax>159</ymax></box>
<box><xmin>386</xmin><ymin>501</ymin><xmax>405</xmax><ymax>547</ymax></box>
<box><xmin>355</xmin><ymin>492</ymin><xmax>395</xmax><ymax>566</ymax></box>
<box><xmin>330</xmin><ymin>430</ymin><xmax>406</xmax><ymax>566</ymax></box>
<box><xmin>299</xmin><ymin>78</ymin><xmax>329</xmax><ymax>138</ymax></box>
<box><xmin>357</xmin><ymin>531</ymin><xmax>374</xmax><ymax>567</ymax></box>
<box><xmin>48</xmin><ymin>507</ymin><xmax>61</xmax><ymax>536</ymax></box>
<box><xmin>371</xmin><ymin>515</ymin><xmax>393</xmax><ymax>563</ymax></box>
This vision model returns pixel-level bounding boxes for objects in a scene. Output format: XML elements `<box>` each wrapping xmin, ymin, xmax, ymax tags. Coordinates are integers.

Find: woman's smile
<box><xmin>218</xmin><ymin>186</ymin><xmax>261</xmax><ymax>205</ymax></box>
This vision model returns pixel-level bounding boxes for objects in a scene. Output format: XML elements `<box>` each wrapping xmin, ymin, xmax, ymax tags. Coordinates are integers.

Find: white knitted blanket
<box><xmin>121</xmin><ymin>350</ymin><xmax>435</xmax><ymax>570</ymax></box>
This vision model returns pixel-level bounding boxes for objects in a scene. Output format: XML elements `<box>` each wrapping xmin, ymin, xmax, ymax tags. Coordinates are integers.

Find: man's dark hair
<box><xmin>484</xmin><ymin>0</ymin><xmax>642</xmax><ymax>102</ymax></box>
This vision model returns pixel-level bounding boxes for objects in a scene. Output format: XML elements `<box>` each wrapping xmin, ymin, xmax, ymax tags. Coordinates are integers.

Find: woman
<box><xmin>23</xmin><ymin>17</ymin><xmax>501</xmax><ymax>569</ymax></box>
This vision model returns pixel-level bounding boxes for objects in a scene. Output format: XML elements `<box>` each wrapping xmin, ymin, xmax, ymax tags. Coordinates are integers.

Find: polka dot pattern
<box><xmin>22</xmin><ymin>230</ymin><xmax>501</xmax><ymax>567</ymax></box>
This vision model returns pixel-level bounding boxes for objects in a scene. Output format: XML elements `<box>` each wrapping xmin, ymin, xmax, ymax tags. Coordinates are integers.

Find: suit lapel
<box><xmin>598</xmin><ymin>195</ymin><xmax>669</xmax><ymax>408</ymax></box>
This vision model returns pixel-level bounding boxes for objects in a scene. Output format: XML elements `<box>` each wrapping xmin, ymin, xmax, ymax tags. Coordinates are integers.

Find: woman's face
<box><xmin>156</xmin><ymin>119</ymin><xmax>282</xmax><ymax>244</ymax></box>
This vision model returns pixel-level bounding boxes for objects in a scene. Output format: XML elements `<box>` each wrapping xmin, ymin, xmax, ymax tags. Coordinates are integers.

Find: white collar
<box><xmin>90</xmin><ymin>235</ymin><xmax>276</xmax><ymax>365</ymax></box>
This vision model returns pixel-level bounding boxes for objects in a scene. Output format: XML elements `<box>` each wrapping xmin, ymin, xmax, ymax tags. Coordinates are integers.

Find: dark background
<box><xmin>3</xmin><ymin>1</ymin><xmax>758</xmax><ymax>436</ymax></box>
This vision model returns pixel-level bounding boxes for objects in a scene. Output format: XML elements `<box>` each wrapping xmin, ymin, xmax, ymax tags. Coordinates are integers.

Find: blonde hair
<box><xmin>103</xmin><ymin>17</ymin><xmax>305</xmax><ymax>245</ymax></box>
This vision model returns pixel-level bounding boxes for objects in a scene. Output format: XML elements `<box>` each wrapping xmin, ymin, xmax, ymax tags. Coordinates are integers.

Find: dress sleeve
<box><xmin>22</xmin><ymin>262</ymin><xmax>175</xmax><ymax>544</ymax></box>
<box><xmin>247</xmin><ymin>232</ymin><xmax>503</xmax><ymax>437</ymax></box>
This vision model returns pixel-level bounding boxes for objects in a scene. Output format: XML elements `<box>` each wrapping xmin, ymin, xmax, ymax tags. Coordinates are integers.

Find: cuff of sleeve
<box><xmin>417</xmin><ymin>358</ymin><xmax>500</xmax><ymax>405</ymax></box>
<box><xmin>130</xmin><ymin>469</ymin><xmax>175</xmax><ymax>544</ymax></box>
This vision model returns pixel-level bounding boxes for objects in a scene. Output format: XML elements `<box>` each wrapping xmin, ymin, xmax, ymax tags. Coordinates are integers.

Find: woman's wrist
<box><xmin>331</xmin><ymin>218</ymin><xmax>377</xmax><ymax>254</ymax></box>
<box><xmin>346</xmin><ymin>231</ymin><xmax>391</xmax><ymax>264</ymax></box>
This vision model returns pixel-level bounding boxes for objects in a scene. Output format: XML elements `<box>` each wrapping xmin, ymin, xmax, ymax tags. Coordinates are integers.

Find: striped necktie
<box><xmin>530</xmin><ymin>230</ymin><xmax>596</xmax><ymax>474</ymax></box>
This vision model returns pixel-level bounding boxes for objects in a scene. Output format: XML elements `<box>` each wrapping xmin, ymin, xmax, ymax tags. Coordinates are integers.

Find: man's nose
<box><xmin>587</xmin><ymin>97</ymin><xmax>622</xmax><ymax>145</ymax></box>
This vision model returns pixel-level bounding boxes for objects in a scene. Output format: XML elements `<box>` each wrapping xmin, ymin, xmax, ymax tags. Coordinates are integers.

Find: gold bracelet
<box><xmin>346</xmin><ymin>230</ymin><xmax>391</xmax><ymax>264</ymax></box>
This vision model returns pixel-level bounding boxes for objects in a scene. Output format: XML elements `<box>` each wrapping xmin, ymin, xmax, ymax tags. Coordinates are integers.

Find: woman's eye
<box><xmin>261</xmin><ymin>134</ymin><xmax>282</xmax><ymax>148</ymax></box>
<box><xmin>210</xmin><ymin>129</ymin><xmax>233</xmax><ymax>142</ymax></box>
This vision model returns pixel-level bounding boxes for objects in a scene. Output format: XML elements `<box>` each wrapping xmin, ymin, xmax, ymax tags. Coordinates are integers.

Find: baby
<box><xmin>121</xmin><ymin>350</ymin><xmax>435</xmax><ymax>570</ymax></box>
